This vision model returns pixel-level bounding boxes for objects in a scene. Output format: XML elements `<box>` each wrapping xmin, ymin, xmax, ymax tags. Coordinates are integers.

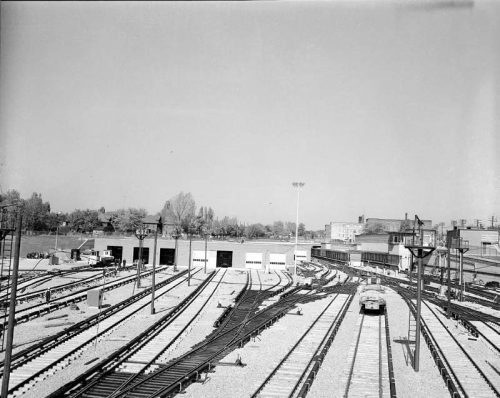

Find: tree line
<box><xmin>0</xmin><ymin>190</ymin><xmax>320</xmax><ymax>239</ymax></box>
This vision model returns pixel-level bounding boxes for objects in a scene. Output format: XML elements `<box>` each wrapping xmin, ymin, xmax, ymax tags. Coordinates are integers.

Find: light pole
<box><xmin>142</xmin><ymin>217</ymin><xmax>162</xmax><ymax>315</ymax></box>
<box><xmin>204</xmin><ymin>230</ymin><xmax>208</xmax><ymax>274</ymax></box>
<box><xmin>188</xmin><ymin>233</ymin><xmax>192</xmax><ymax>286</ymax></box>
<box><xmin>1</xmin><ymin>209</ymin><xmax>22</xmax><ymax>398</ymax></box>
<box><xmin>292</xmin><ymin>182</ymin><xmax>305</xmax><ymax>278</ymax></box>
<box><xmin>173</xmin><ymin>229</ymin><xmax>180</xmax><ymax>273</ymax></box>
<box><xmin>135</xmin><ymin>226</ymin><xmax>149</xmax><ymax>289</ymax></box>
<box><xmin>405</xmin><ymin>215</ymin><xmax>435</xmax><ymax>372</ymax></box>
<box><xmin>54</xmin><ymin>212</ymin><xmax>61</xmax><ymax>251</ymax></box>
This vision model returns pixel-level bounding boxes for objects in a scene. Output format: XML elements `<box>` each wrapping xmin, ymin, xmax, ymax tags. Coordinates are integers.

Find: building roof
<box><xmin>142</xmin><ymin>214</ymin><xmax>162</xmax><ymax>225</ymax></box>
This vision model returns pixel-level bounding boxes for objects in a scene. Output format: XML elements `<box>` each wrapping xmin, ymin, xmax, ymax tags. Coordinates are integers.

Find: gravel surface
<box><xmin>180</xmin><ymin>293</ymin><xmax>336</xmax><ymax>398</ymax></box>
<box><xmin>158</xmin><ymin>269</ymin><xmax>256</xmax><ymax>364</ymax></box>
<box><xmin>13</xmin><ymin>268</ymin><xmax>209</xmax><ymax>398</ymax></box>
<box><xmin>310</xmin><ymin>287</ymin><xmax>450</xmax><ymax>398</ymax></box>
<box><xmin>0</xmin><ymin>268</ymin><xmax>168</xmax><ymax>360</ymax></box>
<box><xmin>6</xmin><ymin>266</ymin><xmax>498</xmax><ymax>398</ymax></box>
<box><xmin>426</xmin><ymin>300</ymin><xmax>500</xmax><ymax>389</ymax></box>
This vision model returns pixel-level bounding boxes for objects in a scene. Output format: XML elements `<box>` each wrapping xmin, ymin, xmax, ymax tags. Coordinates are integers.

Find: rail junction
<box><xmin>0</xmin><ymin>250</ymin><xmax>498</xmax><ymax>398</ymax></box>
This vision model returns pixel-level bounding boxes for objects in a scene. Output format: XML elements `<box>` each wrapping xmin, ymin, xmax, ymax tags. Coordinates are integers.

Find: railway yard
<box><xmin>0</xmin><ymin>255</ymin><xmax>499</xmax><ymax>398</ymax></box>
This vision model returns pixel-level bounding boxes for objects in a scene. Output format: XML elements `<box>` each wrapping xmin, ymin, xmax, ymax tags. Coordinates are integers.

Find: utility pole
<box><xmin>446</xmin><ymin>243</ymin><xmax>452</xmax><ymax>318</ymax></box>
<box><xmin>148</xmin><ymin>217</ymin><xmax>162</xmax><ymax>315</ymax></box>
<box><xmin>204</xmin><ymin>232</ymin><xmax>208</xmax><ymax>274</ymax></box>
<box><xmin>1</xmin><ymin>212</ymin><xmax>22</xmax><ymax>398</ymax></box>
<box><xmin>135</xmin><ymin>227</ymin><xmax>149</xmax><ymax>289</ymax></box>
<box><xmin>490</xmin><ymin>215</ymin><xmax>497</xmax><ymax>229</ymax></box>
<box><xmin>292</xmin><ymin>182</ymin><xmax>305</xmax><ymax>279</ymax></box>
<box><xmin>188</xmin><ymin>234</ymin><xmax>192</xmax><ymax>286</ymax></box>
<box><xmin>405</xmin><ymin>215</ymin><xmax>435</xmax><ymax>372</ymax></box>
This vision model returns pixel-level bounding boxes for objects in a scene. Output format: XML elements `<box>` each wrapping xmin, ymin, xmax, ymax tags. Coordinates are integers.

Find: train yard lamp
<box><xmin>404</xmin><ymin>215</ymin><xmax>435</xmax><ymax>372</ymax></box>
<box><xmin>142</xmin><ymin>217</ymin><xmax>163</xmax><ymax>315</ymax></box>
<box><xmin>135</xmin><ymin>226</ymin><xmax>149</xmax><ymax>289</ymax></box>
<box><xmin>292</xmin><ymin>182</ymin><xmax>305</xmax><ymax>278</ymax></box>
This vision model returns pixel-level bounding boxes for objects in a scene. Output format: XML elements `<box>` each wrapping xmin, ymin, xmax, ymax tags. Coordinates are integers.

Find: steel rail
<box><xmin>0</xmin><ymin>270</ymin><xmax>188</xmax><ymax>375</ymax></box>
<box><xmin>313</xmin><ymin>254</ymin><xmax>500</xmax><ymax>311</ymax></box>
<box><xmin>384</xmin><ymin>307</ymin><xmax>397</xmax><ymax>398</ymax></box>
<box><xmin>294</xmin><ymin>289</ymin><xmax>356</xmax><ymax>398</ymax></box>
<box><xmin>252</xmin><ymin>288</ymin><xmax>355</xmax><ymax>398</ymax></box>
<box><xmin>344</xmin><ymin>313</ymin><xmax>365</xmax><ymax>397</ymax></box>
<box><xmin>422</xmin><ymin>299</ymin><xmax>499</xmax><ymax>397</ymax></box>
<box><xmin>398</xmin><ymin>288</ymin><xmax>463</xmax><ymax>397</ymax></box>
<box><xmin>45</xmin><ymin>270</ymin><xmax>217</xmax><ymax>398</ymax></box>
<box><xmin>107</xmin><ymin>269</ymin><xmax>228</xmax><ymax>397</ymax></box>
<box><xmin>107</xmin><ymin>275</ymin><xmax>308</xmax><ymax>398</ymax></box>
<box><xmin>1</xmin><ymin>266</ymin><xmax>168</xmax><ymax>327</ymax></box>
<box><xmin>1</xmin><ymin>270</ymin><xmax>192</xmax><ymax>395</ymax></box>
<box><xmin>1</xmin><ymin>272</ymin><xmax>103</xmax><ymax>306</ymax></box>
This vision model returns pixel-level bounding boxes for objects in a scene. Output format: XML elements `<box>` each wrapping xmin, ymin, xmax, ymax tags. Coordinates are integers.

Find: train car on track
<box><xmin>359</xmin><ymin>284</ymin><xmax>386</xmax><ymax>313</ymax></box>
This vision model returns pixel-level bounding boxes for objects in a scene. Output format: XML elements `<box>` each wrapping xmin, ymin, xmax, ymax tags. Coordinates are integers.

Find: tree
<box><xmin>244</xmin><ymin>223</ymin><xmax>266</xmax><ymax>239</ymax></box>
<box><xmin>272</xmin><ymin>221</ymin><xmax>285</xmax><ymax>238</ymax></box>
<box><xmin>67</xmin><ymin>209</ymin><xmax>100</xmax><ymax>233</ymax></box>
<box><xmin>0</xmin><ymin>189</ymin><xmax>22</xmax><ymax>228</ymax></box>
<box><xmin>284</xmin><ymin>221</ymin><xmax>296</xmax><ymax>237</ymax></box>
<box><xmin>162</xmin><ymin>192</ymin><xmax>196</xmax><ymax>234</ymax></box>
<box><xmin>45</xmin><ymin>212</ymin><xmax>66</xmax><ymax>232</ymax></box>
<box><xmin>23</xmin><ymin>192</ymin><xmax>51</xmax><ymax>232</ymax></box>
<box><xmin>112</xmin><ymin>208</ymin><xmax>147</xmax><ymax>233</ymax></box>
<box><xmin>298</xmin><ymin>222</ymin><xmax>306</xmax><ymax>237</ymax></box>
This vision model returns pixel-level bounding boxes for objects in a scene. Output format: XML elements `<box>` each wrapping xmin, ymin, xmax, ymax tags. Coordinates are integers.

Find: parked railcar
<box><xmin>359</xmin><ymin>284</ymin><xmax>386</xmax><ymax>313</ymax></box>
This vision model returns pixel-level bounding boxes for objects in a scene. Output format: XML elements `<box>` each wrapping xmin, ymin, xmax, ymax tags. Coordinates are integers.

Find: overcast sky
<box><xmin>1</xmin><ymin>1</ymin><xmax>499</xmax><ymax>230</ymax></box>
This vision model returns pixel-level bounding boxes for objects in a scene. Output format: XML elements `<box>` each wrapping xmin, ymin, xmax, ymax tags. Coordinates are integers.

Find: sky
<box><xmin>1</xmin><ymin>1</ymin><xmax>499</xmax><ymax>230</ymax></box>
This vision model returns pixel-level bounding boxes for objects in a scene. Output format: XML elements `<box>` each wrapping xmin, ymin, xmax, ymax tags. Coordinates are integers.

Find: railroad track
<box><xmin>251</xmin><ymin>291</ymin><xmax>353</xmax><ymax>398</ymax></box>
<box><xmin>418</xmin><ymin>299</ymin><xmax>500</xmax><ymax>398</ymax></box>
<box><xmin>1</xmin><ymin>267</ymin><xmax>169</xmax><ymax>327</ymax></box>
<box><xmin>432</xmin><ymin>299</ymin><xmax>500</xmax><ymax>355</ymax></box>
<box><xmin>62</xmin><ymin>269</ymin><xmax>227</xmax><ymax>397</ymax></box>
<box><xmin>0</xmin><ymin>269</ymin><xmax>193</xmax><ymax>396</ymax></box>
<box><xmin>1</xmin><ymin>271</ymin><xmax>104</xmax><ymax>307</ymax></box>
<box><xmin>56</xmin><ymin>269</ymin><xmax>305</xmax><ymax>398</ymax></box>
<box><xmin>398</xmin><ymin>288</ymin><xmax>500</xmax><ymax>398</ymax></box>
<box><xmin>341</xmin><ymin>310</ymin><xmax>391</xmax><ymax>398</ymax></box>
<box><xmin>312</xmin><ymin>254</ymin><xmax>500</xmax><ymax>311</ymax></box>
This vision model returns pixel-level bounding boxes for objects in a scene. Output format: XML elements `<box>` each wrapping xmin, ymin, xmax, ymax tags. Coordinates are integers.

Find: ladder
<box><xmin>0</xmin><ymin>207</ymin><xmax>16</xmax><ymax>350</ymax></box>
<box><xmin>408</xmin><ymin>309</ymin><xmax>417</xmax><ymax>346</ymax></box>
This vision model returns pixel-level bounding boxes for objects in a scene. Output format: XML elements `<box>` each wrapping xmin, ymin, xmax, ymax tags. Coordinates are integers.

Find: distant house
<box><xmin>93</xmin><ymin>212</ymin><xmax>115</xmax><ymax>236</ymax></box>
<box><xmin>365</xmin><ymin>217</ymin><xmax>432</xmax><ymax>233</ymax></box>
<box><xmin>325</xmin><ymin>222</ymin><xmax>364</xmax><ymax>243</ymax></box>
<box><xmin>447</xmin><ymin>227</ymin><xmax>500</xmax><ymax>257</ymax></box>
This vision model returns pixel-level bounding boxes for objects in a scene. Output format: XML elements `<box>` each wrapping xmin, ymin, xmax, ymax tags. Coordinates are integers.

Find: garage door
<box><xmin>192</xmin><ymin>250</ymin><xmax>217</xmax><ymax>269</ymax></box>
<box><xmin>269</xmin><ymin>253</ymin><xmax>286</xmax><ymax>270</ymax></box>
<box><xmin>245</xmin><ymin>253</ymin><xmax>263</xmax><ymax>269</ymax></box>
<box><xmin>294</xmin><ymin>250</ymin><xmax>307</xmax><ymax>263</ymax></box>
